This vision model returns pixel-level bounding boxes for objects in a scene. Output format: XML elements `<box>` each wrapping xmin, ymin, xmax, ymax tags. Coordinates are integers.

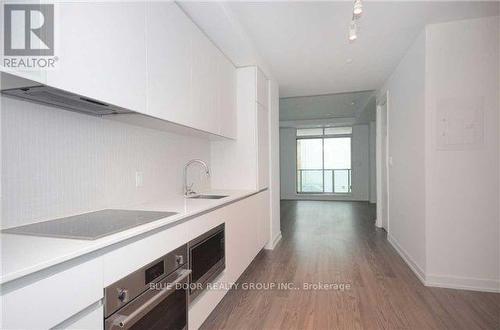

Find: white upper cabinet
<box><xmin>217</xmin><ymin>55</ymin><xmax>237</xmax><ymax>139</ymax></box>
<box><xmin>256</xmin><ymin>67</ymin><xmax>269</xmax><ymax>188</ymax></box>
<box><xmin>145</xmin><ymin>2</ymin><xmax>236</xmax><ymax>138</ymax></box>
<box><xmin>45</xmin><ymin>2</ymin><xmax>147</xmax><ymax>112</ymax></box>
<box><xmin>210</xmin><ymin>66</ymin><xmax>269</xmax><ymax>190</ymax></box>
<box><xmin>256</xmin><ymin>68</ymin><xmax>269</xmax><ymax>108</ymax></box>
<box><xmin>145</xmin><ymin>2</ymin><xmax>193</xmax><ymax>126</ymax></box>
<box><xmin>257</xmin><ymin>102</ymin><xmax>269</xmax><ymax>189</ymax></box>
<box><xmin>191</xmin><ymin>27</ymin><xmax>220</xmax><ymax>134</ymax></box>
<box><xmin>4</xmin><ymin>2</ymin><xmax>236</xmax><ymax>138</ymax></box>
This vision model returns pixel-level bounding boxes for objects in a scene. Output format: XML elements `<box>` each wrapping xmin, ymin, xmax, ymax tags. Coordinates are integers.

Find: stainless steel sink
<box><xmin>187</xmin><ymin>194</ymin><xmax>228</xmax><ymax>200</ymax></box>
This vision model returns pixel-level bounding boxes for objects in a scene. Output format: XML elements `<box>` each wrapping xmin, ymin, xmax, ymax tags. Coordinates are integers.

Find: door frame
<box><xmin>376</xmin><ymin>91</ymin><xmax>390</xmax><ymax>232</ymax></box>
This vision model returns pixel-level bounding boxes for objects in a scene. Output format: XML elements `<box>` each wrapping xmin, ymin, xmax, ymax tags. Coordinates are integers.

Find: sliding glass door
<box><xmin>296</xmin><ymin>128</ymin><xmax>352</xmax><ymax>194</ymax></box>
<box><xmin>296</xmin><ymin>138</ymin><xmax>323</xmax><ymax>192</ymax></box>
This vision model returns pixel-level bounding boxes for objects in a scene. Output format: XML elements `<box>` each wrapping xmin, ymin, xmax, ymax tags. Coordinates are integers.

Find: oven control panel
<box><xmin>145</xmin><ymin>260</ymin><xmax>165</xmax><ymax>284</ymax></box>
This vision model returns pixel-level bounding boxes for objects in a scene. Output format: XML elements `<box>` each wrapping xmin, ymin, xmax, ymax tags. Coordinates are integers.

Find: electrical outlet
<box><xmin>135</xmin><ymin>171</ymin><xmax>143</xmax><ymax>188</ymax></box>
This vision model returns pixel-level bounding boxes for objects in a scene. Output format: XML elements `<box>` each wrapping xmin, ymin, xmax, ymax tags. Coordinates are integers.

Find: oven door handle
<box><xmin>116</xmin><ymin>269</ymin><xmax>192</xmax><ymax>329</ymax></box>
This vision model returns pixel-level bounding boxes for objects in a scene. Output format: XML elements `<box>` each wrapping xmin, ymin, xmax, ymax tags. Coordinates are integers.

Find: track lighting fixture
<box><xmin>348</xmin><ymin>18</ymin><xmax>357</xmax><ymax>41</ymax></box>
<box><xmin>353</xmin><ymin>0</ymin><xmax>363</xmax><ymax>17</ymax></box>
<box><xmin>348</xmin><ymin>0</ymin><xmax>363</xmax><ymax>42</ymax></box>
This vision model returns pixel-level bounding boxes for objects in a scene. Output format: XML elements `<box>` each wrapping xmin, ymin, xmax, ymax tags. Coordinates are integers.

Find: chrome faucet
<box><xmin>183</xmin><ymin>159</ymin><xmax>210</xmax><ymax>197</ymax></box>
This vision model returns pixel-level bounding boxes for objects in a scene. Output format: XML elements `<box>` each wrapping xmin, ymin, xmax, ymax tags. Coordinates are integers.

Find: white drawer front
<box><xmin>1</xmin><ymin>257</ymin><xmax>103</xmax><ymax>330</ymax></box>
<box><xmin>55</xmin><ymin>302</ymin><xmax>103</xmax><ymax>330</ymax></box>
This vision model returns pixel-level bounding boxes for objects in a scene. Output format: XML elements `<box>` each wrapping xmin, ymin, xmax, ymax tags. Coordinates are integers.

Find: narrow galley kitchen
<box><xmin>1</xmin><ymin>1</ymin><xmax>499</xmax><ymax>330</ymax></box>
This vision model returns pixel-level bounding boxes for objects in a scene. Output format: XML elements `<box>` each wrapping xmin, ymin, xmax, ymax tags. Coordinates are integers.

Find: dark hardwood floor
<box><xmin>201</xmin><ymin>200</ymin><xmax>500</xmax><ymax>329</ymax></box>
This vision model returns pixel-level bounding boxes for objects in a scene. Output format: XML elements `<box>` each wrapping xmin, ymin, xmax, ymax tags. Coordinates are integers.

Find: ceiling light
<box><xmin>346</xmin><ymin>58</ymin><xmax>353</xmax><ymax>64</ymax></box>
<box><xmin>348</xmin><ymin>20</ymin><xmax>357</xmax><ymax>41</ymax></box>
<box><xmin>353</xmin><ymin>0</ymin><xmax>363</xmax><ymax>16</ymax></box>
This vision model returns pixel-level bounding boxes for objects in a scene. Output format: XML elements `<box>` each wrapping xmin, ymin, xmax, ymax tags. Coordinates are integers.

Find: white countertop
<box><xmin>0</xmin><ymin>189</ymin><xmax>261</xmax><ymax>285</ymax></box>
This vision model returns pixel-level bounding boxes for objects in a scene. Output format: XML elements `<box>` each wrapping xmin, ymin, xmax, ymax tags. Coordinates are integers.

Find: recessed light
<box><xmin>346</xmin><ymin>58</ymin><xmax>353</xmax><ymax>64</ymax></box>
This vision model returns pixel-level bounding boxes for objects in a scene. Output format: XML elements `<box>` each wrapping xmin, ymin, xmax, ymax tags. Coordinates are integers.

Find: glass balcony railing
<box><xmin>297</xmin><ymin>169</ymin><xmax>351</xmax><ymax>194</ymax></box>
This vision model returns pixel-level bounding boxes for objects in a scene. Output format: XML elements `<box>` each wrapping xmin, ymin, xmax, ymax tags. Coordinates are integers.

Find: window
<box><xmin>296</xmin><ymin>128</ymin><xmax>324</xmax><ymax>137</ymax></box>
<box><xmin>324</xmin><ymin>126</ymin><xmax>352</xmax><ymax>135</ymax></box>
<box><xmin>296</xmin><ymin>127</ymin><xmax>352</xmax><ymax>194</ymax></box>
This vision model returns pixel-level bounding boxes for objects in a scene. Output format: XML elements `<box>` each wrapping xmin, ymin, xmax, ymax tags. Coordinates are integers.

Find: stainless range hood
<box><xmin>1</xmin><ymin>85</ymin><xmax>133</xmax><ymax>116</ymax></box>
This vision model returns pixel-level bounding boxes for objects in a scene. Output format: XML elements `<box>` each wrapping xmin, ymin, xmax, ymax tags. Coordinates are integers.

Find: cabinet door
<box><xmin>145</xmin><ymin>2</ymin><xmax>193</xmax><ymax>124</ymax></box>
<box><xmin>257</xmin><ymin>103</ymin><xmax>269</xmax><ymax>189</ymax></box>
<box><xmin>257</xmin><ymin>190</ymin><xmax>270</xmax><ymax>249</ymax></box>
<box><xmin>1</xmin><ymin>258</ymin><xmax>102</xmax><ymax>329</ymax></box>
<box><xmin>45</xmin><ymin>2</ymin><xmax>147</xmax><ymax>112</ymax></box>
<box><xmin>191</xmin><ymin>29</ymin><xmax>219</xmax><ymax>134</ymax></box>
<box><xmin>56</xmin><ymin>304</ymin><xmax>103</xmax><ymax>330</ymax></box>
<box><xmin>217</xmin><ymin>54</ymin><xmax>236</xmax><ymax>138</ymax></box>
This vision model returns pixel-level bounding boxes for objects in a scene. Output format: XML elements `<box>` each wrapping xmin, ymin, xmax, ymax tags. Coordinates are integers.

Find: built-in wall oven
<box><xmin>188</xmin><ymin>223</ymin><xmax>225</xmax><ymax>300</ymax></box>
<box><xmin>104</xmin><ymin>244</ymin><xmax>190</xmax><ymax>330</ymax></box>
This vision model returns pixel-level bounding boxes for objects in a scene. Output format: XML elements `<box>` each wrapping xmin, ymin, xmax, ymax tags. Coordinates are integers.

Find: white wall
<box><xmin>379</xmin><ymin>31</ymin><xmax>427</xmax><ymax>276</ymax></box>
<box><xmin>424</xmin><ymin>16</ymin><xmax>499</xmax><ymax>290</ymax></box>
<box><xmin>279</xmin><ymin>124</ymin><xmax>371</xmax><ymax>201</ymax></box>
<box><xmin>379</xmin><ymin>16</ymin><xmax>500</xmax><ymax>292</ymax></box>
<box><xmin>279</xmin><ymin>128</ymin><xmax>296</xmax><ymax>200</ymax></box>
<box><xmin>369</xmin><ymin>121</ymin><xmax>376</xmax><ymax>203</ymax></box>
<box><xmin>1</xmin><ymin>96</ymin><xmax>210</xmax><ymax>229</ymax></box>
<box><xmin>351</xmin><ymin>125</ymin><xmax>370</xmax><ymax>201</ymax></box>
<box><xmin>267</xmin><ymin>80</ymin><xmax>281</xmax><ymax>248</ymax></box>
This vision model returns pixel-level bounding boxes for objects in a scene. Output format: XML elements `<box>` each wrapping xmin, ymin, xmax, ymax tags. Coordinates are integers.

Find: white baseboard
<box><xmin>265</xmin><ymin>231</ymin><xmax>282</xmax><ymax>250</ymax></box>
<box><xmin>387</xmin><ymin>234</ymin><xmax>500</xmax><ymax>293</ymax></box>
<box><xmin>426</xmin><ymin>274</ymin><xmax>500</xmax><ymax>293</ymax></box>
<box><xmin>387</xmin><ymin>234</ymin><xmax>426</xmax><ymax>284</ymax></box>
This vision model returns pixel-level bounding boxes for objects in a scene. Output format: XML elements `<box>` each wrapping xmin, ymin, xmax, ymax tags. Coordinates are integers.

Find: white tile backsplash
<box><xmin>1</xmin><ymin>96</ymin><xmax>211</xmax><ymax>229</ymax></box>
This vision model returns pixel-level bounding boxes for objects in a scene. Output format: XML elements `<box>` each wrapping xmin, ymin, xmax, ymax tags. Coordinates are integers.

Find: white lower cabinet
<box><xmin>257</xmin><ymin>190</ymin><xmax>271</xmax><ymax>249</ymax></box>
<box><xmin>0</xmin><ymin>258</ymin><xmax>103</xmax><ymax>330</ymax></box>
<box><xmin>100</xmin><ymin>191</ymin><xmax>270</xmax><ymax>330</ymax></box>
<box><xmin>0</xmin><ymin>191</ymin><xmax>269</xmax><ymax>330</ymax></box>
<box><xmin>189</xmin><ymin>191</ymin><xmax>269</xmax><ymax>329</ymax></box>
<box><xmin>55</xmin><ymin>303</ymin><xmax>103</xmax><ymax>330</ymax></box>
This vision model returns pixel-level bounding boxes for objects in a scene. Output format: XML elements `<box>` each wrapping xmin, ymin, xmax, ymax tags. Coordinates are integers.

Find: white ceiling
<box><xmin>226</xmin><ymin>1</ymin><xmax>499</xmax><ymax>97</ymax></box>
<box><xmin>280</xmin><ymin>90</ymin><xmax>374</xmax><ymax>121</ymax></box>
